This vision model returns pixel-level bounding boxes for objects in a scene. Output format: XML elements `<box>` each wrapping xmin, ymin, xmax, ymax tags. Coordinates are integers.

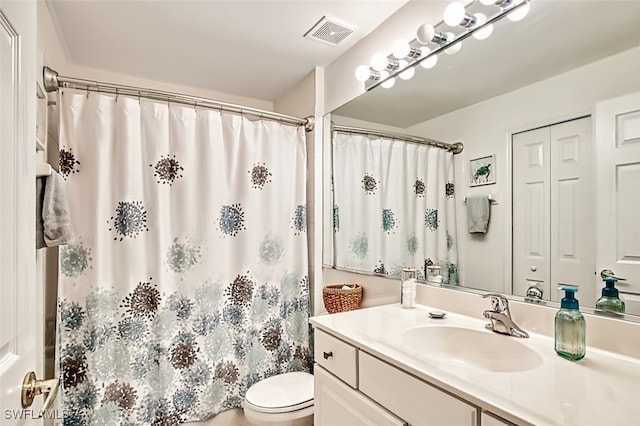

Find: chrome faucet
<box><xmin>482</xmin><ymin>293</ymin><xmax>529</xmax><ymax>338</ymax></box>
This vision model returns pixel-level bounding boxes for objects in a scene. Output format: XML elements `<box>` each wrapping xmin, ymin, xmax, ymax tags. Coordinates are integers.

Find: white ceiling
<box><xmin>335</xmin><ymin>0</ymin><xmax>640</xmax><ymax>128</ymax></box>
<box><xmin>46</xmin><ymin>0</ymin><xmax>408</xmax><ymax>103</ymax></box>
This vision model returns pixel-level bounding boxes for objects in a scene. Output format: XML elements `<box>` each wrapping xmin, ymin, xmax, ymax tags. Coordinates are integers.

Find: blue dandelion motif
<box><xmin>192</xmin><ymin>313</ymin><xmax>218</xmax><ymax>336</ymax></box>
<box><xmin>425</xmin><ymin>208</ymin><xmax>439</xmax><ymax>231</ymax></box>
<box><xmin>448</xmin><ymin>262</ymin><xmax>459</xmax><ymax>285</ymax></box>
<box><xmin>181</xmin><ymin>362</ymin><xmax>212</xmax><ymax>388</ymax></box>
<box><xmin>258</xmin><ymin>284</ymin><xmax>280</xmax><ymax>307</ymax></box>
<box><xmin>275</xmin><ymin>343</ymin><xmax>293</xmax><ymax>366</ymax></box>
<box><xmin>333</xmin><ymin>205</ymin><xmax>340</xmax><ymax>232</ymax></box>
<box><xmin>407</xmin><ymin>236</ymin><xmax>419</xmax><ymax>255</ymax></box>
<box><xmin>258</xmin><ymin>235</ymin><xmax>284</xmax><ymax>264</ymax></box>
<box><xmin>60</xmin><ymin>300</ymin><xmax>85</xmax><ymax>330</ymax></box>
<box><xmin>218</xmin><ymin>204</ymin><xmax>246</xmax><ymax>237</ymax></box>
<box><xmin>223</xmin><ymin>395</ymin><xmax>243</xmax><ymax>411</ymax></box>
<box><xmin>447</xmin><ymin>231</ymin><xmax>455</xmax><ymax>250</ymax></box>
<box><xmin>62</xmin><ymin>411</ymin><xmax>84</xmax><ymax>426</ymax></box>
<box><xmin>382</xmin><ymin>209</ymin><xmax>398</xmax><ymax>234</ymax></box>
<box><xmin>173</xmin><ymin>388</ymin><xmax>198</xmax><ymax>414</ymax></box>
<box><xmin>222</xmin><ymin>304</ymin><xmax>246</xmax><ymax>328</ymax></box>
<box><xmin>292</xmin><ymin>204</ymin><xmax>306</xmax><ymax>235</ymax></box>
<box><xmin>349</xmin><ymin>233</ymin><xmax>369</xmax><ymax>259</ymax></box>
<box><xmin>108</xmin><ymin>201</ymin><xmax>149</xmax><ymax>241</ymax></box>
<box><xmin>166</xmin><ymin>238</ymin><xmax>201</xmax><ymax>274</ymax></box>
<box><xmin>60</xmin><ymin>243</ymin><xmax>92</xmax><ymax>277</ymax></box>
<box><xmin>117</xmin><ymin>317</ymin><xmax>148</xmax><ymax>341</ymax></box>
<box><xmin>82</xmin><ymin>324</ymin><xmax>116</xmax><ymax>351</ymax></box>
<box><xmin>167</xmin><ymin>294</ymin><xmax>194</xmax><ymax>320</ymax></box>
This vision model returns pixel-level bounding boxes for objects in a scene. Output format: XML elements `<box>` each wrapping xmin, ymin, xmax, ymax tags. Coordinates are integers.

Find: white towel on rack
<box><xmin>36</xmin><ymin>171</ymin><xmax>75</xmax><ymax>248</ymax></box>
<box><xmin>466</xmin><ymin>195</ymin><xmax>490</xmax><ymax>234</ymax></box>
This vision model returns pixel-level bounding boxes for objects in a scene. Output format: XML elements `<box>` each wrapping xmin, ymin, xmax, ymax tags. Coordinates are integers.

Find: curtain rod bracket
<box><xmin>451</xmin><ymin>142</ymin><xmax>464</xmax><ymax>154</ymax></box>
<box><xmin>304</xmin><ymin>116</ymin><xmax>315</xmax><ymax>132</ymax></box>
<box><xmin>43</xmin><ymin>66</ymin><xmax>60</xmax><ymax>93</ymax></box>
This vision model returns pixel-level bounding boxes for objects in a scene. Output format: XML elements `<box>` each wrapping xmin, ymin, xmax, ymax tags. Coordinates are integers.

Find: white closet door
<box><xmin>550</xmin><ymin>117</ymin><xmax>595</xmax><ymax>302</ymax></box>
<box><xmin>595</xmin><ymin>92</ymin><xmax>640</xmax><ymax>314</ymax></box>
<box><xmin>512</xmin><ymin>127</ymin><xmax>551</xmax><ymax>299</ymax></box>
<box><xmin>512</xmin><ymin>117</ymin><xmax>594</xmax><ymax>302</ymax></box>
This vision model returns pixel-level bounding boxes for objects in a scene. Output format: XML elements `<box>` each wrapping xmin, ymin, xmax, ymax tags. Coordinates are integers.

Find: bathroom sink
<box><xmin>402</xmin><ymin>326</ymin><xmax>543</xmax><ymax>372</ymax></box>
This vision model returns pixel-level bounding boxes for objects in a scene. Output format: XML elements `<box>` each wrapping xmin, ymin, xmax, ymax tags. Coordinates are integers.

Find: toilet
<box><xmin>243</xmin><ymin>372</ymin><xmax>314</xmax><ymax>426</ymax></box>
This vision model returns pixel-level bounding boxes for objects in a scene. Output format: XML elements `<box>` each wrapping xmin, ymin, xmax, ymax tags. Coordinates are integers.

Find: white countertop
<box><xmin>310</xmin><ymin>304</ymin><xmax>640</xmax><ymax>426</ymax></box>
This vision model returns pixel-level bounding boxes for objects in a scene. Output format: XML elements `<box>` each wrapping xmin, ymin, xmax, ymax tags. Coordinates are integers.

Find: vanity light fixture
<box><xmin>480</xmin><ymin>0</ymin><xmax>530</xmax><ymax>21</ymax></box>
<box><xmin>354</xmin><ymin>0</ymin><xmax>530</xmax><ymax>89</ymax></box>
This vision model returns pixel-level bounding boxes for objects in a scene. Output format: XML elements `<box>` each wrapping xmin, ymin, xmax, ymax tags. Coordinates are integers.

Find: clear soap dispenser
<box><xmin>554</xmin><ymin>286</ymin><xmax>585</xmax><ymax>361</ymax></box>
<box><xmin>595</xmin><ymin>270</ymin><xmax>625</xmax><ymax>315</ymax></box>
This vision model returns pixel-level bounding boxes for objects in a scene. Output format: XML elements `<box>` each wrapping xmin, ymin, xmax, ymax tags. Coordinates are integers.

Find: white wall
<box><xmin>405</xmin><ymin>46</ymin><xmax>640</xmax><ymax>294</ymax></box>
<box><xmin>37</xmin><ymin>2</ymin><xmax>273</xmax><ymax>111</ymax></box>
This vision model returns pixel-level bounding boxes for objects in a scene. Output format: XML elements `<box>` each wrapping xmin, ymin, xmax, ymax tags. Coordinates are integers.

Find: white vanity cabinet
<box><xmin>313</xmin><ymin>328</ymin><xmax>479</xmax><ymax>426</ymax></box>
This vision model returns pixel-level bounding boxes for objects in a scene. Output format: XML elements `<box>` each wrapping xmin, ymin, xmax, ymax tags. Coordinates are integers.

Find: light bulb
<box><xmin>472</xmin><ymin>13</ymin><xmax>493</xmax><ymax>40</ymax></box>
<box><xmin>419</xmin><ymin>47</ymin><xmax>438</xmax><ymax>69</ymax></box>
<box><xmin>508</xmin><ymin>0</ymin><xmax>530</xmax><ymax>21</ymax></box>
<box><xmin>444</xmin><ymin>2</ymin><xmax>466</xmax><ymax>27</ymax></box>
<box><xmin>392</xmin><ymin>39</ymin><xmax>410</xmax><ymax>59</ymax></box>
<box><xmin>444</xmin><ymin>32</ymin><xmax>462</xmax><ymax>55</ymax></box>
<box><xmin>416</xmin><ymin>24</ymin><xmax>436</xmax><ymax>44</ymax></box>
<box><xmin>355</xmin><ymin>65</ymin><xmax>371</xmax><ymax>82</ymax></box>
<box><xmin>399</xmin><ymin>68</ymin><xmax>414</xmax><ymax>80</ymax></box>
<box><xmin>371</xmin><ymin>53</ymin><xmax>389</xmax><ymax>71</ymax></box>
<box><xmin>381</xmin><ymin>77</ymin><xmax>395</xmax><ymax>89</ymax></box>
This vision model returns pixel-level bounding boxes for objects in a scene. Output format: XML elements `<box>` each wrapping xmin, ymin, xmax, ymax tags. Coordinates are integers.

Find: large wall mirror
<box><xmin>324</xmin><ymin>1</ymin><xmax>640</xmax><ymax>319</ymax></box>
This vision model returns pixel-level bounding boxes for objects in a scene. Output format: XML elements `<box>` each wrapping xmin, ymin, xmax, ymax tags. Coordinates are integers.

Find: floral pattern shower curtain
<box><xmin>331</xmin><ymin>131</ymin><xmax>458</xmax><ymax>283</ymax></box>
<box><xmin>56</xmin><ymin>88</ymin><xmax>310</xmax><ymax>425</ymax></box>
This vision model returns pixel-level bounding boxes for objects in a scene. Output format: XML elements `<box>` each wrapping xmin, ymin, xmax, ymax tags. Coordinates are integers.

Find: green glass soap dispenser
<box><xmin>554</xmin><ymin>286</ymin><xmax>585</xmax><ymax>361</ymax></box>
<box><xmin>596</xmin><ymin>270</ymin><xmax>626</xmax><ymax>315</ymax></box>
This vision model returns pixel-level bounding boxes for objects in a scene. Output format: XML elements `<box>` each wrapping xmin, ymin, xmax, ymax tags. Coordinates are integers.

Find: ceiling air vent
<box><xmin>304</xmin><ymin>16</ymin><xmax>354</xmax><ymax>46</ymax></box>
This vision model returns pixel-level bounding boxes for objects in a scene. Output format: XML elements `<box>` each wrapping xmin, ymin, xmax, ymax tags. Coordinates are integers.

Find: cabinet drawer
<box><xmin>314</xmin><ymin>329</ymin><xmax>357</xmax><ymax>388</ymax></box>
<box><xmin>359</xmin><ymin>351</ymin><xmax>477</xmax><ymax>426</ymax></box>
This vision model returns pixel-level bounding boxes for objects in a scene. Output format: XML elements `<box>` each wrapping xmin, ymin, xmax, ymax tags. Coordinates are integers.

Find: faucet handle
<box><xmin>481</xmin><ymin>293</ymin><xmax>509</xmax><ymax>312</ymax></box>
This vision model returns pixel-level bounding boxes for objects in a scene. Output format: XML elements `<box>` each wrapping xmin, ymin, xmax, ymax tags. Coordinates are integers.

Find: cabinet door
<box><xmin>359</xmin><ymin>352</ymin><xmax>477</xmax><ymax>426</ymax></box>
<box><xmin>314</xmin><ymin>365</ymin><xmax>406</xmax><ymax>426</ymax></box>
<box><xmin>481</xmin><ymin>411</ymin><xmax>516</xmax><ymax>426</ymax></box>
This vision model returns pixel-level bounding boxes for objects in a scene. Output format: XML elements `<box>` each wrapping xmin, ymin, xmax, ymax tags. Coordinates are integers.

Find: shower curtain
<box><xmin>56</xmin><ymin>88</ymin><xmax>310</xmax><ymax>425</ymax></box>
<box><xmin>332</xmin><ymin>131</ymin><xmax>458</xmax><ymax>283</ymax></box>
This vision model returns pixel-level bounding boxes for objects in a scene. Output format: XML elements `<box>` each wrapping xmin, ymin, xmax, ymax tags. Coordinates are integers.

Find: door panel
<box><xmin>595</xmin><ymin>92</ymin><xmax>640</xmax><ymax>312</ymax></box>
<box><xmin>513</xmin><ymin>128</ymin><xmax>550</xmax><ymax>299</ymax></box>
<box><xmin>0</xmin><ymin>2</ymin><xmax>40</xmax><ymax>424</ymax></box>
<box><xmin>550</xmin><ymin>117</ymin><xmax>594</xmax><ymax>302</ymax></box>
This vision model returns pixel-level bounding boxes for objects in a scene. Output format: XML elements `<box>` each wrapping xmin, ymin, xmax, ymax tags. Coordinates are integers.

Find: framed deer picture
<box><xmin>469</xmin><ymin>154</ymin><xmax>495</xmax><ymax>186</ymax></box>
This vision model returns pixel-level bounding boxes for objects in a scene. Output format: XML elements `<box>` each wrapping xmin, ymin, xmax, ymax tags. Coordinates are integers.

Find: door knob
<box><xmin>21</xmin><ymin>372</ymin><xmax>59</xmax><ymax>413</ymax></box>
<box><xmin>600</xmin><ymin>269</ymin><xmax>626</xmax><ymax>281</ymax></box>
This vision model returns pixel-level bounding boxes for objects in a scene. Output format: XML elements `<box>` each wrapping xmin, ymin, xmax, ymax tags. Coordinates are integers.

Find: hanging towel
<box><xmin>466</xmin><ymin>195</ymin><xmax>490</xmax><ymax>234</ymax></box>
<box><xmin>37</xmin><ymin>171</ymin><xmax>75</xmax><ymax>248</ymax></box>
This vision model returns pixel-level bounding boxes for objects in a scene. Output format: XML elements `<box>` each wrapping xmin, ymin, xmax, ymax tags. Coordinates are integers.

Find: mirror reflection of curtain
<box><xmin>331</xmin><ymin>131</ymin><xmax>458</xmax><ymax>283</ymax></box>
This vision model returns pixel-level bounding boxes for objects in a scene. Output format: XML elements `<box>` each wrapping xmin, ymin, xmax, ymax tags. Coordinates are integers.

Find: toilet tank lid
<box><xmin>245</xmin><ymin>372</ymin><xmax>313</xmax><ymax>409</ymax></box>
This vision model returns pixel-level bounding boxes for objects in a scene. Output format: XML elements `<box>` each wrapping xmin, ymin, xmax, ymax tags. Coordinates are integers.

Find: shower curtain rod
<box><xmin>43</xmin><ymin>66</ymin><xmax>315</xmax><ymax>131</ymax></box>
<box><xmin>332</xmin><ymin>124</ymin><xmax>463</xmax><ymax>154</ymax></box>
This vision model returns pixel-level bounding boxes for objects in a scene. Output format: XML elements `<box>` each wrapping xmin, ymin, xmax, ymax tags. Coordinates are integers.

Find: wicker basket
<box><xmin>322</xmin><ymin>284</ymin><xmax>363</xmax><ymax>314</ymax></box>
